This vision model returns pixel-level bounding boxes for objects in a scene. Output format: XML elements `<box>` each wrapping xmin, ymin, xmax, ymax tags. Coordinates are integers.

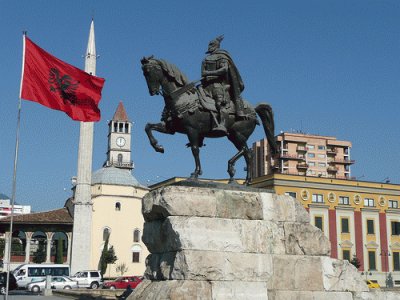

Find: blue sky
<box><xmin>0</xmin><ymin>1</ymin><xmax>399</xmax><ymax>211</ymax></box>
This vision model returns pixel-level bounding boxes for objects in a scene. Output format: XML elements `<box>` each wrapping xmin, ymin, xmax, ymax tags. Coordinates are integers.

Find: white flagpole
<box><xmin>5</xmin><ymin>32</ymin><xmax>26</xmax><ymax>300</ymax></box>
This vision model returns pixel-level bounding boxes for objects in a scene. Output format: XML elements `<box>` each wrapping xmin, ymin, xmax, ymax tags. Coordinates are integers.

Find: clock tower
<box><xmin>104</xmin><ymin>102</ymin><xmax>134</xmax><ymax>170</ymax></box>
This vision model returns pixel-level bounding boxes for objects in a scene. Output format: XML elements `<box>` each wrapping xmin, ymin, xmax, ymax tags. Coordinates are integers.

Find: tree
<box><xmin>55</xmin><ymin>239</ymin><xmax>64</xmax><ymax>264</ymax></box>
<box><xmin>98</xmin><ymin>234</ymin><xmax>118</xmax><ymax>276</ymax></box>
<box><xmin>350</xmin><ymin>255</ymin><xmax>361</xmax><ymax>269</ymax></box>
<box><xmin>33</xmin><ymin>242</ymin><xmax>46</xmax><ymax>263</ymax></box>
<box><xmin>116</xmin><ymin>262</ymin><xmax>129</xmax><ymax>276</ymax></box>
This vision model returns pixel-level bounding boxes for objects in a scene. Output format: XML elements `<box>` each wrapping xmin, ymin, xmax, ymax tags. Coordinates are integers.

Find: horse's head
<box><xmin>141</xmin><ymin>56</ymin><xmax>163</xmax><ymax>96</ymax></box>
<box><xmin>141</xmin><ymin>56</ymin><xmax>189</xmax><ymax>97</ymax></box>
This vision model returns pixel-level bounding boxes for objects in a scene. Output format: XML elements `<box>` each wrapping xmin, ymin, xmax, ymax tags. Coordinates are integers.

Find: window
<box><xmin>389</xmin><ymin>200</ymin><xmax>398</xmax><ymax>208</ymax></box>
<box><xmin>307</xmin><ymin>145</ymin><xmax>315</xmax><ymax>150</ymax></box>
<box><xmin>339</xmin><ymin>196</ymin><xmax>350</xmax><ymax>205</ymax></box>
<box><xmin>318</xmin><ymin>154</ymin><xmax>326</xmax><ymax>159</ymax></box>
<box><xmin>118</xmin><ymin>154</ymin><xmax>123</xmax><ymax>163</ymax></box>
<box><xmin>132</xmin><ymin>252</ymin><xmax>140</xmax><ymax>263</ymax></box>
<box><xmin>131</xmin><ymin>245</ymin><xmax>142</xmax><ymax>263</ymax></box>
<box><xmin>364</xmin><ymin>198</ymin><xmax>375</xmax><ymax>207</ymax></box>
<box><xmin>368</xmin><ymin>251</ymin><xmax>376</xmax><ymax>270</ymax></box>
<box><xmin>367</xmin><ymin>220</ymin><xmax>374</xmax><ymax>234</ymax></box>
<box><xmin>113</xmin><ymin>122</ymin><xmax>117</xmax><ymax>133</ymax></box>
<box><xmin>391</xmin><ymin>222</ymin><xmax>400</xmax><ymax>235</ymax></box>
<box><xmin>285</xmin><ymin>192</ymin><xmax>297</xmax><ymax>198</ymax></box>
<box><xmin>318</xmin><ymin>145</ymin><xmax>326</xmax><ymax>150</ymax></box>
<box><xmin>308</xmin><ymin>162</ymin><xmax>315</xmax><ymax>167</ymax></box>
<box><xmin>119</xmin><ymin>123</ymin><xmax>123</xmax><ymax>132</ymax></box>
<box><xmin>318</xmin><ymin>163</ymin><xmax>326</xmax><ymax>167</ymax></box>
<box><xmin>125</xmin><ymin>123</ymin><xmax>129</xmax><ymax>133</ymax></box>
<box><xmin>393</xmin><ymin>252</ymin><xmax>400</xmax><ymax>271</ymax></box>
<box><xmin>103</xmin><ymin>228</ymin><xmax>110</xmax><ymax>241</ymax></box>
<box><xmin>133</xmin><ymin>229</ymin><xmax>141</xmax><ymax>242</ymax></box>
<box><xmin>314</xmin><ymin>216</ymin><xmax>323</xmax><ymax>231</ymax></box>
<box><xmin>308</xmin><ymin>153</ymin><xmax>315</xmax><ymax>158</ymax></box>
<box><xmin>312</xmin><ymin>194</ymin><xmax>324</xmax><ymax>203</ymax></box>
<box><xmin>115</xmin><ymin>202</ymin><xmax>121</xmax><ymax>211</ymax></box>
<box><xmin>341</xmin><ymin>218</ymin><xmax>349</xmax><ymax>233</ymax></box>
<box><xmin>343</xmin><ymin>250</ymin><xmax>350</xmax><ymax>261</ymax></box>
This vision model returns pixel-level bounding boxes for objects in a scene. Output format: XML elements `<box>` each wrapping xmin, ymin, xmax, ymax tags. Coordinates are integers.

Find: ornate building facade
<box><xmin>251</xmin><ymin>173</ymin><xmax>400</xmax><ymax>287</ymax></box>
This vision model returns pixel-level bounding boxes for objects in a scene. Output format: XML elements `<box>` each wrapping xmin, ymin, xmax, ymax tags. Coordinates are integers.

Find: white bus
<box><xmin>13</xmin><ymin>264</ymin><xmax>70</xmax><ymax>288</ymax></box>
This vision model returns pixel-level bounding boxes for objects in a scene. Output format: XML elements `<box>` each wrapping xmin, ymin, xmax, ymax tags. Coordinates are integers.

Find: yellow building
<box><xmin>85</xmin><ymin>102</ymin><xmax>149</xmax><ymax>277</ymax></box>
<box><xmin>251</xmin><ymin>173</ymin><xmax>400</xmax><ymax>287</ymax></box>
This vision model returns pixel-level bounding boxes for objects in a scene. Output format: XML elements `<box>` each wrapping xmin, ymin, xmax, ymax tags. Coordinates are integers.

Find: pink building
<box><xmin>252</xmin><ymin>132</ymin><xmax>354</xmax><ymax>179</ymax></box>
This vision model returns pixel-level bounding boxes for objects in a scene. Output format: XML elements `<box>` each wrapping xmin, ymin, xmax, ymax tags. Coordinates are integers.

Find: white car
<box><xmin>26</xmin><ymin>276</ymin><xmax>78</xmax><ymax>293</ymax></box>
<box><xmin>70</xmin><ymin>270</ymin><xmax>103</xmax><ymax>289</ymax></box>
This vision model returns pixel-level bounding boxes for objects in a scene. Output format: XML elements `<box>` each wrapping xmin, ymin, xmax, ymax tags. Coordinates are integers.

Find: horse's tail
<box><xmin>255</xmin><ymin>103</ymin><xmax>277</xmax><ymax>155</ymax></box>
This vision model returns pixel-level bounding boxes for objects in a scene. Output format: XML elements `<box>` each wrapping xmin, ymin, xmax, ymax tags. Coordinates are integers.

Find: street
<box><xmin>1</xmin><ymin>290</ymin><xmax>70</xmax><ymax>300</ymax></box>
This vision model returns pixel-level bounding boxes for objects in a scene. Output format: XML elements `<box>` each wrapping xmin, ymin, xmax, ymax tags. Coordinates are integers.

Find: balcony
<box><xmin>327</xmin><ymin>147</ymin><xmax>337</xmax><ymax>155</ymax></box>
<box><xmin>327</xmin><ymin>166</ymin><xmax>338</xmax><ymax>173</ymax></box>
<box><xmin>278</xmin><ymin>154</ymin><xmax>306</xmax><ymax>161</ymax></box>
<box><xmin>297</xmin><ymin>163</ymin><xmax>309</xmax><ymax>170</ymax></box>
<box><xmin>332</xmin><ymin>158</ymin><xmax>355</xmax><ymax>165</ymax></box>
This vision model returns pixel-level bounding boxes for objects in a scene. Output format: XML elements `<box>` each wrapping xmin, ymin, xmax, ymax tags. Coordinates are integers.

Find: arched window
<box><xmin>118</xmin><ymin>154</ymin><xmax>123</xmax><ymax>163</ymax></box>
<box><xmin>115</xmin><ymin>202</ymin><xmax>121</xmax><ymax>211</ymax></box>
<box><xmin>133</xmin><ymin>229</ymin><xmax>140</xmax><ymax>242</ymax></box>
<box><xmin>131</xmin><ymin>245</ymin><xmax>142</xmax><ymax>263</ymax></box>
<box><xmin>103</xmin><ymin>228</ymin><xmax>110</xmax><ymax>241</ymax></box>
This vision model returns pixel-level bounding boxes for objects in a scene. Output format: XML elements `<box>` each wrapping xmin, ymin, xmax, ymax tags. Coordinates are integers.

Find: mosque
<box><xmin>0</xmin><ymin>102</ymin><xmax>149</xmax><ymax>277</ymax></box>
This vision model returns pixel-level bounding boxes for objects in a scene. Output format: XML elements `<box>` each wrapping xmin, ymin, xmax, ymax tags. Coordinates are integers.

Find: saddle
<box><xmin>162</xmin><ymin>83</ymin><xmax>253</xmax><ymax>122</ymax></box>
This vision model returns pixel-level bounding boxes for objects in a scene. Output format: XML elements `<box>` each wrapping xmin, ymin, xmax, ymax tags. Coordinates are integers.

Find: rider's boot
<box><xmin>212</xmin><ymin>111</ymin><xmax>228</xmax><ymax>134</ymax></box>
<box><xmin>235</xmin><ymin>98</ymin><xmax>246</xmax><ymax>119</ymax></box>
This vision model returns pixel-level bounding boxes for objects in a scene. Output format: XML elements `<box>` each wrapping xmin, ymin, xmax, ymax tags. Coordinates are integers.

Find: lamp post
<box><xmin>380</xmin><ymin>250</ymin><xmax>391</xmax><ymax>287</ymax></box>
<box><xmin>361</xmin><ymin>269</ymin><xmax>372</xmax><ymax>281</ymax></box>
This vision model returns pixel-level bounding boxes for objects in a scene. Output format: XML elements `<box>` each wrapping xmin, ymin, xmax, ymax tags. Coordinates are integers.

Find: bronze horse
<box><xmin>141</xmin><ymin>56</ymin><xmax>276</xmax><ymax>184</ymax></box>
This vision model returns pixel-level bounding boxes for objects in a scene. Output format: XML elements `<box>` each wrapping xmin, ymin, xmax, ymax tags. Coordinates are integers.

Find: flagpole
<box><xmin>5</xmin><ymin>32</ymin><xmax>26</xmax><ymax>300</ymax></box>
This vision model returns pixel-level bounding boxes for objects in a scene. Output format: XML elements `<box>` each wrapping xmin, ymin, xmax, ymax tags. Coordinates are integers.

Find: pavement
<box><xmin>1</xmin><ymin>290</ymin><xmax>69</xmax><ymax>300</ymax></box>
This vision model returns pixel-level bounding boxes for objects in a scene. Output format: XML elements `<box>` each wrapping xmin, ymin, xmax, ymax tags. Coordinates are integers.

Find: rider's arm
<box><xmin>202</xmin><ymin>59</ymin><xmax>229</xmax><ymax>77</ymax></box>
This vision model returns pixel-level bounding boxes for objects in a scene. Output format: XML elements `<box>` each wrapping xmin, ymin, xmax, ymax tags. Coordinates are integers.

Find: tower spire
<box><xmin>71</xmin><ymin>19</ymin><xmax>97</xmax><ymax>274</ymax></box>
<box><xmin>85</xmin><ymin>19</ymin><xmax>97</xmax><ymax>74</ymax></box>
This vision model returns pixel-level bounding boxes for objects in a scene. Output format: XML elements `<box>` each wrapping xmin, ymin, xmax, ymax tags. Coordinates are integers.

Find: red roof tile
<box><xmin>112</xmin><ymin>101</ymin><xmax>130</xmax><ymax>122</ymax></box>
<box><xmin>0</xmin><ymin>208</ymin><xmax>73</xmax><ymax>225</ymax></box>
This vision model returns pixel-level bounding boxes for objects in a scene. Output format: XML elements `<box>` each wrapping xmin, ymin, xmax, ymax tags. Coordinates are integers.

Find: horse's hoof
<box><xmin>190</xmin><ymin>173</ymin><xmax>199</xmax><ymax>179</ymax></box>
<box><xmin>155</xmin><ymin>145</ymin><xmax>165</xmax><ymax>153</ymax></box>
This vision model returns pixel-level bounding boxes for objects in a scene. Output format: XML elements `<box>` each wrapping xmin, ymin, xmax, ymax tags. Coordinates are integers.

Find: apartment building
<box><xmin>252</xmin><ymin>132</ymin><xmax>354</xmax><ymax>179</ymax></box>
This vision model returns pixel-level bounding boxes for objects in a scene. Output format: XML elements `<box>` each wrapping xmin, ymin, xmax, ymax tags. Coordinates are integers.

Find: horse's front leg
<box><xmin>145</xmin><ymin>122</ymin><xmax>173</xmax><ymax>153</ymax></box>
<box><xmin>187</xmin><ymin>131</ymin><xmax>202</xmax><ymax>179</ymax></box>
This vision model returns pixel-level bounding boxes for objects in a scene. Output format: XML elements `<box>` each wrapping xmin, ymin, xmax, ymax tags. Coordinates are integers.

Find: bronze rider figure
<box><xmin>201</xmin><ymin>35</ymin><xmax>246</xmax><ymax>134</ymax></box>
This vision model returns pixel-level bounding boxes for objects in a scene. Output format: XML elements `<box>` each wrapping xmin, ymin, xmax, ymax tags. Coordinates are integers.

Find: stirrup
<box><xmin>212</xmin><ymin>124</ymin><xmax>228</xmax><ymax>134</ymax></box>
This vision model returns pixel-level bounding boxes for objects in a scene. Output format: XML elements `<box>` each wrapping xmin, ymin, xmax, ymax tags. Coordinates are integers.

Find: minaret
<box><xmin>104</xmin><ymin>102</ymin><xmax>134</xmax><ymax>170</ymax></box>
<box><xmin>70</xmin><ymin>19</ymin><xmax>96</xmax><ymax>274</ymax></box>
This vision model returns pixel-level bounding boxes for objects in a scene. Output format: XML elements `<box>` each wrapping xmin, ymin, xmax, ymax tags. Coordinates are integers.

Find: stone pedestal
<box><xmin>130</xmin><ymin>185</ymin><xmax>393</xmax><ymax>300</ymax></box>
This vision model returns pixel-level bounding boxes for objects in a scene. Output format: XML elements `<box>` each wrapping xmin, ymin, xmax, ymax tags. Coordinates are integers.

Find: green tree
<box><xmin>33</xmin><ymin>242</ymin><xmax>46</xmax><ymax>263</ymax></box>
<box><xmin>55</xmin><ymin>239</ymin><xmax>64</xmax><ymax>264</ymax></box>
<box><xmin>98</xmin><ymin>234</ymin><xmax>118</xmax><ymax>276</ymax></box>
<box><xmin>350</xmin><ymin>255</ymin><xmax>361</xmax><ymax>269</ymax></box>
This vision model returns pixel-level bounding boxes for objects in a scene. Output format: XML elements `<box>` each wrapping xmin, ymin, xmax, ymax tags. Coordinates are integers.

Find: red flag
<box><xmin>20</xmin><ymin>36</ymin><xmax>105</xmax><ymax>122</ymax></box>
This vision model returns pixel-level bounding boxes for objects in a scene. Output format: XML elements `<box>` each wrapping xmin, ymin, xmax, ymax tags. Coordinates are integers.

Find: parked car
<box><xmin>70</xmin><ymin>270</ymin><xmax>103</xmax><ymax>289</ymax></box>
<box><xmin>26</xmin><ymin>276</ymin><xmax>78</xmax><ymax>293</ymax></box>
<box><xmin>0</xmin><ymin>272</ymin><xmax>18</xmax><ymax>294</ymax></box>
<box><xmin>103</xmin><ymin>276</ymin><xmax>142</xmax><ymax>290</ymax></box>
<box><xmin>366</xmin><ymin>280</ymin><xmax>380</xmax><ymax>289</ymax></box>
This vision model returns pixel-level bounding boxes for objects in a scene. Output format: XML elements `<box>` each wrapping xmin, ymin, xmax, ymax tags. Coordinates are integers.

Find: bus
<box><xmin>13</xmin><ymin>264</ymin><xmax>70</xmax><ymax>288</ymax></box>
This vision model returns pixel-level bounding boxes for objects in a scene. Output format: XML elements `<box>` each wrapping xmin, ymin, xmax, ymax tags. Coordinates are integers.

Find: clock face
<box><xmin>116</xmin><ymin>137</ymin><xmax>126</xmax><ymax>147</ymax></box>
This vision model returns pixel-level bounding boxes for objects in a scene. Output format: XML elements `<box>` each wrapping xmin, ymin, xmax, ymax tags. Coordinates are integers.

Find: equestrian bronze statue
<box><xmin>141</xmin><ymin>37</ymin><xmax>276</xmax><ymax>184</ymax></box>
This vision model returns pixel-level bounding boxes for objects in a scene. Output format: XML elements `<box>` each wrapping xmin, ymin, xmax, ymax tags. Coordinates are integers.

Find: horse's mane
<box><xmin>156</xmin><ymin>59</ymin><xmax>189</xmax><ymax>87</ymax></box>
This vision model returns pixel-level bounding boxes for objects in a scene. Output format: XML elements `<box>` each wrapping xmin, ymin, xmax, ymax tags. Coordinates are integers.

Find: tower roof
<box><xmin>112</xmin><ymin>101</ymin><xmax>130</xmax><ymax>122</ymax></box>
